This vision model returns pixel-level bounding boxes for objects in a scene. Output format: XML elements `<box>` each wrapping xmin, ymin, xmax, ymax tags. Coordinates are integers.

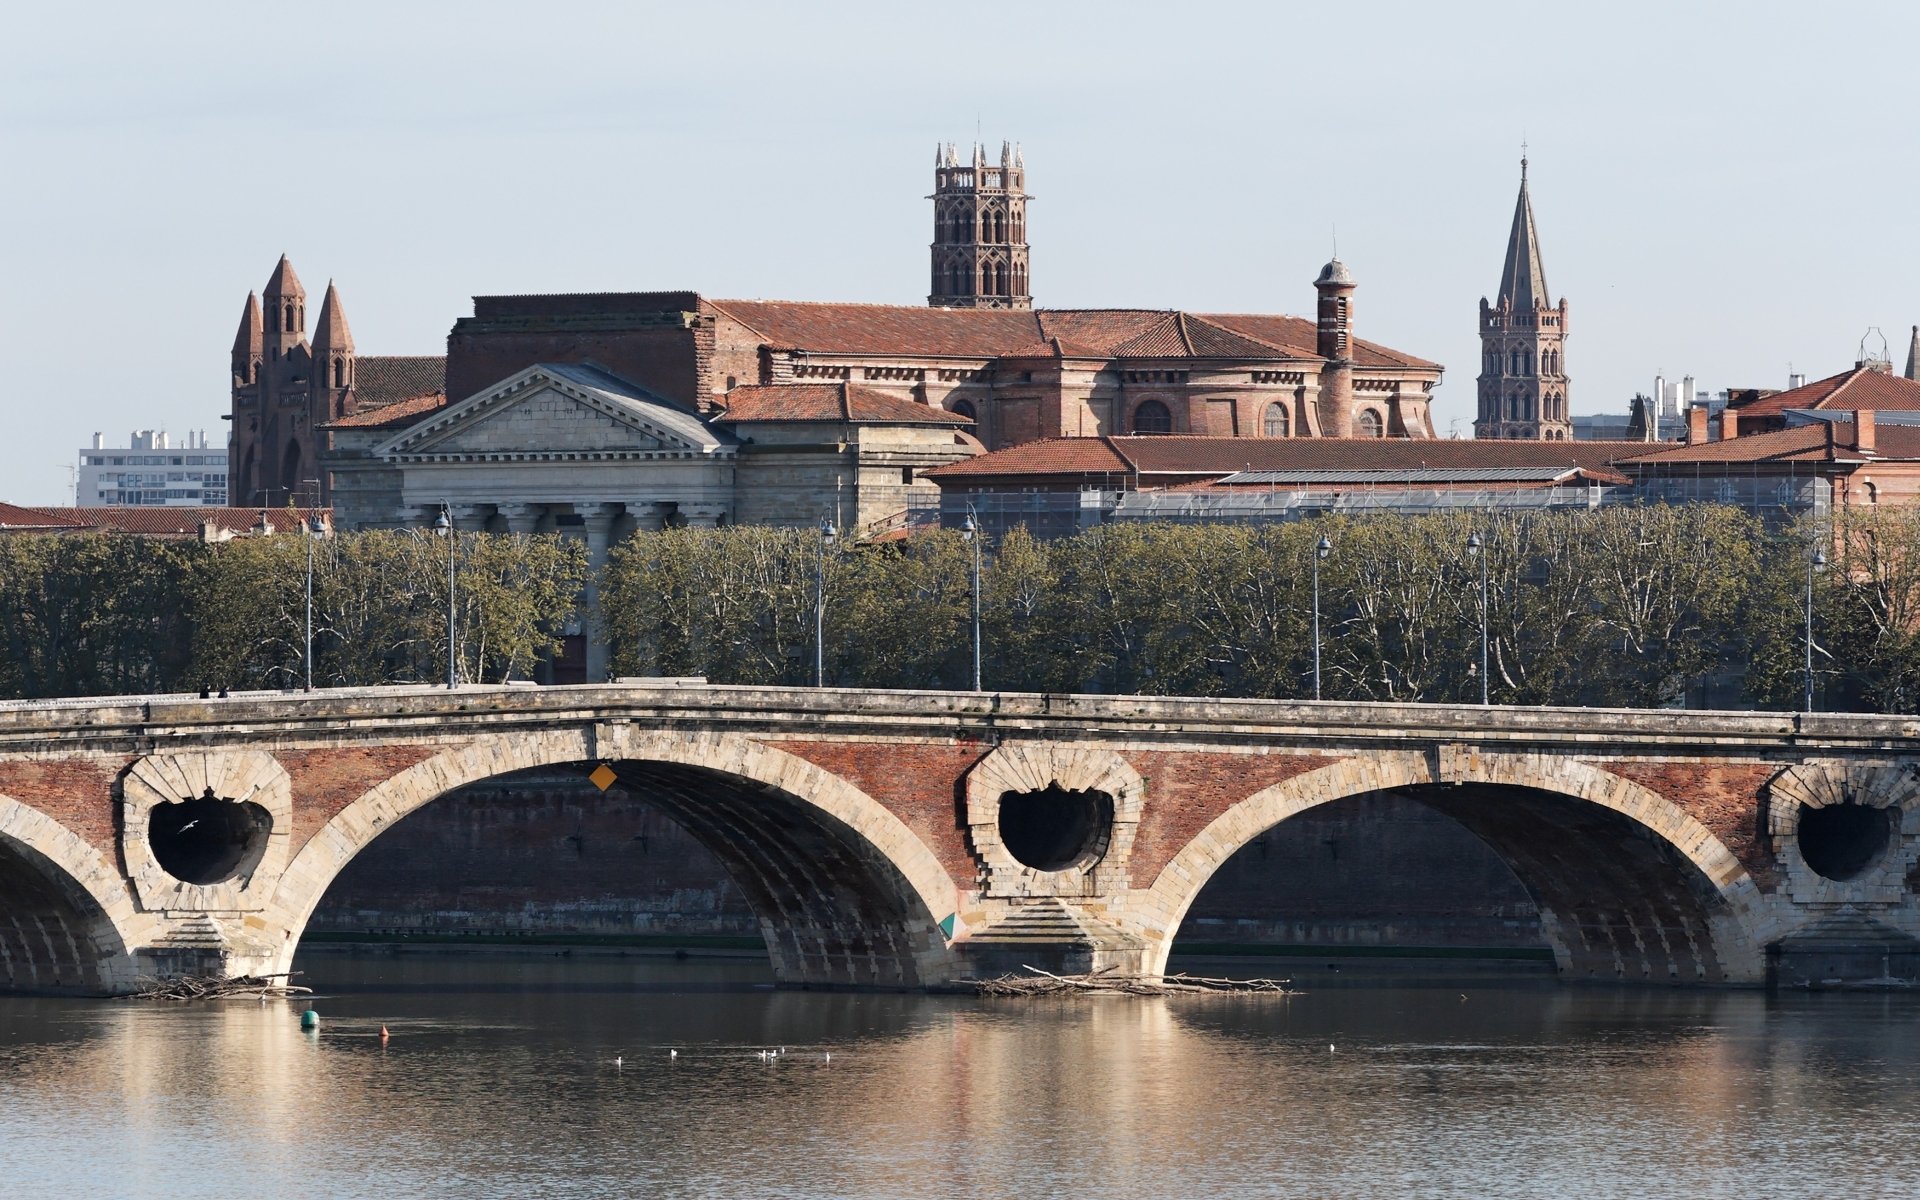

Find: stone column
<box><xmin>449</xmin><ymin>503</ymin><xmax>489</xmax><ymax>532</ymax></box>
<box><xmin>498</xmin><ymin>502</ymin><xmax>543</xmax><ymax>535</ymax></box>
<box><xmin>680</xmin><ymin>503</ymin><xmax>728</xmax><ymax>528</ymax></box>
<box><xmin>580</xmin><ymin>503</ymin><xmax>617</xmax><ymax>683</ymax></box>
<box><xmin>624</xmin><ymin>501</ymin><xmax>670</xmax><ymax>533</ymax></box>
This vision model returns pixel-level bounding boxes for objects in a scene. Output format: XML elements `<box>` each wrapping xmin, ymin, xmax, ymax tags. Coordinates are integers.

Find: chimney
<box><xmin>1687</xmin><ymin>405</ymin><xmax>1710</xmax><ymax>445</ymax></box>
<box><xmin>1718</xmin><ymin>410</ymin><xmax>1739</xmax><ymax>440</ymax></box>
<box><xmin>1854</xmin><ymin>409</ymin><xmax>1876</xmax><ymax>454</ymax></box>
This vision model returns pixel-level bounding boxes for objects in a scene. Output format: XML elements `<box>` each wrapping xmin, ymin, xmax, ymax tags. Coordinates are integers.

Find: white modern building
<box><xmin>78</xmin><ymin>430</ymin><xmax>228</xmax><ymax>506</ymax></box>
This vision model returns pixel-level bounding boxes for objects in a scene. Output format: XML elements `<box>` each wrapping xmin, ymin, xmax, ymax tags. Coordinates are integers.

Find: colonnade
<box><xmin>408</xmin><ymin>499</ymin><xmax>731</xmax><ymax>681</ymax></box>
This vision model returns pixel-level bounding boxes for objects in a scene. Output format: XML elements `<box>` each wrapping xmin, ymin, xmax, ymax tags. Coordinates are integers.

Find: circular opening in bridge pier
<box><xmin>149</xmin><ymin>792</ymin><xmax>273</xmax><ymax>886</ymax></box>
<box><xmin>998</xmin><ymin>785</ymin><xmax>1113</xmax><ymax>872</ymax></box>
<box><xmin>1797</xmin><ymin>802</ymin><xmax>1894</xmax><ymax>882</ymax></box>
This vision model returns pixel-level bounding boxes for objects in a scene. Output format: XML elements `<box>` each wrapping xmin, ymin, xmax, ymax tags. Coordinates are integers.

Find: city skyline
<box><xmin>2</xmin><ymin>1</ymin><xmax>1916</xmax><ymax>503</ymax></box>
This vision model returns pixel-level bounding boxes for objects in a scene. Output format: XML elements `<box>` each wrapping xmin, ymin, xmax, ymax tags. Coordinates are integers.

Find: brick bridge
<box><xmin>1</xmin><ymin>684</ymin><xmax>1917</xmax><ymax>995</ymax></box>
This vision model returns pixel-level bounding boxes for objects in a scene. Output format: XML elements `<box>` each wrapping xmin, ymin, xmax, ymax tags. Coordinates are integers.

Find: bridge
<box><xmin>0</xmin><ymin>683</ymin><xmax>1916</xmax><ymax>995</ymax></box>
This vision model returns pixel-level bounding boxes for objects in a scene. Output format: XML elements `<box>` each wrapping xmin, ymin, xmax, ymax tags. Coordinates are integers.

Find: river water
<box><xmin>2</xmin><ymin>952</ymin><xmax>1917</xmax><ymax>1199</ymax></box>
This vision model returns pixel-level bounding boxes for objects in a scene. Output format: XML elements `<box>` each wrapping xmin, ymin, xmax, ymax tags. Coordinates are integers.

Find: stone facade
<box><xmin>2</xmin><ymin>684</ymin><xmax>1919</xmax><ymax>995</ymax></box>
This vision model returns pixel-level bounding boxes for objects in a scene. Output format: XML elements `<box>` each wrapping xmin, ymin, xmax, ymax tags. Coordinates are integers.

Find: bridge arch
<box><xmin>0</xmin><ymin>794</ymin><xmax>139</xmax><ymax>995</ymax></box>
<box><xmin>262</xmin><ymin>729</ymin><xmax>960</xmax><ymax>988</ymax></box>
<box><xmin>1137</xmin><ymin>750</ymin><xmax>1766</xmax><ymax>984</ymax></box>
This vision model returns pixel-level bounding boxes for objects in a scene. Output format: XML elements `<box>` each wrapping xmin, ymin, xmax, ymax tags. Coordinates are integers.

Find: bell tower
<box><xmin>929</xmin><ymin>141</ymin><xmax>1031</xmax><ymax>310</ymax></box>
<box><xmin>1475</xmin><ymin>156</ymin><xmax>1572</xmax><ymax>441</ymax></box>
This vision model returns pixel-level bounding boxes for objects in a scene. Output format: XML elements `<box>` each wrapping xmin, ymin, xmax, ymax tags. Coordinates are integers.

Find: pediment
<box><xmin>378</xmin><ymin>364</ymin><xmax>730</xmax><ymax>459</ymax></box>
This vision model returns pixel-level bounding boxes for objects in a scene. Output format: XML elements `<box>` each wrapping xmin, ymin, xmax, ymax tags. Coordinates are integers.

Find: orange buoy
<box><xmin>379</xmin><ymin>1025</ymin><xmax>390</xmax><ymax>1043</ymax></box>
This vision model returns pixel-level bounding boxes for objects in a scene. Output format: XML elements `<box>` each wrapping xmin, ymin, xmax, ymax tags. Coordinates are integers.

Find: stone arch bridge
<box><xmin>1</xmin><ymin>684</ymin><xmax>1918</xmax><ymax>995</ymax></box>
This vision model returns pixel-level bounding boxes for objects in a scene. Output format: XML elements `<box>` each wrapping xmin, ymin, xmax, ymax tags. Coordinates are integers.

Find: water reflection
<box><xmin>1</xmin><ymin>954</ymin><xmax>1917</xmax><ymax>1198</ymax></box>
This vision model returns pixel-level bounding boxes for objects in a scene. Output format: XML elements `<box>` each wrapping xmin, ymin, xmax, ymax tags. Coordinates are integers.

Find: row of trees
<box><xmin>7</xmin><ymin>504</ymin><xmax>1920</xmax><ymax>711</ymax></box>
<box><xmin>0</xmin><ymin>530</ymin><xmax>585</xmax><ymax>699</ymax></box>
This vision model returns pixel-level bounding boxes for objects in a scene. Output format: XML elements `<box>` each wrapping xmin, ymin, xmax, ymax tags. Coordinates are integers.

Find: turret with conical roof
<box><xmin>262</xmin><ymin>254</ymin><xmax>307</xmax><ymax>357</ymax></box>
<box><xmin>1314</xmin><ymin>258</ymin><xmax>1358</xmax><ymax>436</ymax></box>
<box><xmin>311</xmin><ymin>280</ymin><xmax>356</xmax><ymax>412</ymax></box>
<box><xmin>1475</xmin><ymin>157</ymin><xmax>1572</xmax><ymax>440</ymax></box>
<box><xmin>231</xmin><ymin>292</ymin><xmax>263</xmax><ymax>388</ymax></box>
<box><xmin>1906</xmin><ymin>325</ymin><xmax>1918</xmax><ymax>382</ymax></box>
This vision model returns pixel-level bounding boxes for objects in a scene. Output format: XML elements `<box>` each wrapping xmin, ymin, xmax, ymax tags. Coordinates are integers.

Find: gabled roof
<box><xmin>378</xmin><ymin>362</ymin><xmax>730</xmax><ymax>458</ymax></box>
<box><xmin>0</xmin><ymin>502</ymin><xmax>88</xmax><ymax>530</ymax></box>
<box><xmin>716</xmin><ymin>383</ymin><xmax>972</xmax><ymax>425</ymax></box>
<box><xmin>321</xmin><ymin>392</ymin><xmax>448</xmax><ymax>430</ymax></box>
<box><xmin>705</xmin><ymin>299</ymin><xmax>1440</xmax><ymax>370</ymax></box>
<box><xmin>1618</xmin><ymin>421</ymin><xmax>1920</xmax><ymax>466</ymax></box>
<box><xmin>1497</xmin><ymin>162</ymin><xmax>1551</xmax><ymax>311</ymax></box>
<box><xmin>1728</xmin><ymin>366</ymin><xmax>1920</xmax><ymax>419</ymax></box>
<box><xmin>927</xmin><ymin>436</ymin><xmax>1658</xmax><ymax>482</ymax></box>
<box><xmin>353</xmin><ymin>356</ymin><xmax>446</xmax><ymax>409</ymax></box>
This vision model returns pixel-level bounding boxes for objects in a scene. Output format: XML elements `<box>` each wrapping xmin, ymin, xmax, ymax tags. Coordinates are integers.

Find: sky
<box><xmin>1</xmin><ymin>1</ymin><xmax>1916</xmax><ymax>504</ymax></box>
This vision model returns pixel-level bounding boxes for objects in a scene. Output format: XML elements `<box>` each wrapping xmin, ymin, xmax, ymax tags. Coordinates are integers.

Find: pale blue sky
<box><xmin>2</xmin><ymin>1</ymin><xmax>1915</xmax><ymax>504</ymax></box>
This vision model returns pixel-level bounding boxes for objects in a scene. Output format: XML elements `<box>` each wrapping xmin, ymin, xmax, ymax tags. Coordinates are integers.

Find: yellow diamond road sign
<box><xmin>588</xmin><ymin>763</ymin><xmax>618</xmax><ymax>792</ymax></box>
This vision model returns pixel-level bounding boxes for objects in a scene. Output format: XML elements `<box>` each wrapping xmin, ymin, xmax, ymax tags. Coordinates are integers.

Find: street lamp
<box><xmin>1466</xmin><ymin>531</ymin><xmax>1489</xmax><ymax>705</ymax></box>
<box><xmin>1805</xmin><ymin>540</ymin><xmax>1828</xmax><ymax>711</ymax></box>
<box><xmin>962</xmin><ymin>511</ymin><xmax>982</xmax><ymax>692</ymax></box>
<box><xmin>302</xmin><ymin>515</ymin><xmax>326</xmax><ymax>691</ymax></box>
<box><xmin>433</xmin><ymin>505</ymin><xmax>455</xmax><ymax>689</ymax></box>
<box><xmin>1312</xmin><ymin>534</ymin><xmax>1332</xmax><ymax>700</ymax></box>
<box><xmin>815</xmin><ymin>517</ymin><xmax>836</xmax><ymax>687</ymax></box>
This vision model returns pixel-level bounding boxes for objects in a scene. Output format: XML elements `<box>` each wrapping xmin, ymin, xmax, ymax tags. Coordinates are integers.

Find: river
<box><xmin>1</xmin><ymin>952</ymin><xmax>1916</xmax><ymax>1198</ymax></box>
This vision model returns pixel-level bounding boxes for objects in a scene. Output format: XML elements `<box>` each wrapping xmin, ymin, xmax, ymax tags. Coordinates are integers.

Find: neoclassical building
<box><xmin>1475</xmin><ymin>158</ymin><xmax>1572</xmax><ymax>440</ymax></box>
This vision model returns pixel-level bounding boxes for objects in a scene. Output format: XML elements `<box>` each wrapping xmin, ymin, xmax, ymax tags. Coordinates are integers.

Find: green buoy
<box><xmin>300</xmin><ymin>1008</ymin><xmax>319</xmax><ymax>1030</ymax></box>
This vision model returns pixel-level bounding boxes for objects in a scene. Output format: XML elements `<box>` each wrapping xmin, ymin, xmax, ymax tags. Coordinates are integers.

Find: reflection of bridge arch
<box><xmin>1139</xmin><ymin>750</ymin><xmax>1766</xmax><ymax>983</ymax></box>
<box><xmin>0</xmin><ymin>794</ymin><xmax>138</xmax><ymax>994</ymax></box>
<box><xmin>262</xmin><ymin>730</ymin><xmax>960</xmax><ymax>987</ymax></box>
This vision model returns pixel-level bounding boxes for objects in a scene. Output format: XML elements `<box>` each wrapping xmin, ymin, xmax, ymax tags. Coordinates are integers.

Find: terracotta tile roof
<box><xmin>353</xmin><ymin>356</ymin><xmax>446</xmax><ymax>408</ymax></box>
<box><xmin>1199</xmin><ymin>313</ymin><xmax>1440</xmax><ymax>369</ymax></box>
<box><xmin>923</xmin><ymin>437</ymin><xmax>1134</xmax><ymax>479</ymax></box>
<box><xmin>1730</xmin><ymin>367</ymin><xmax>1920</xmax><ymax>419</ymax></box>
<box><xmin>3</xmin><ymin>507</ymin><xmax>330</xmax><ymax>537</ymax></box>
<box><xmin>1618</xmin><ymin>422</ymin><xmax>1920</xmax><ymax>466</ymax></box>
<box><xmin>707</xmin><ymin>299</ymin><xmax>1439</xmax><ymax>370</ymax></box>
<box><xmin>0</xmin><ymin>502</ymin><xmax>87</xmax><ymax>530</ymax></box>
<box><xmin>927</xmin><ymin>436</ymin><xmax>1662</xmax><ymax>482</ymax></box>
<box><xmin>1169</xmin><ymin>464</ymin><xmax>1630</xmax><ymax>489</ymax></box>
<box><xmin>716</xmin><ymin>383</ymin><xmax>972</xmax><ymax>425</ymax></box>
<box><xmin>710</xmin><ymin>299</ymin><xmax>1042</xmax><ymax>358</ymax></box>
<box><xmin>322</xmin><ymin>392</ymin><xmax>449</xmax><ymax>430</ymax></box>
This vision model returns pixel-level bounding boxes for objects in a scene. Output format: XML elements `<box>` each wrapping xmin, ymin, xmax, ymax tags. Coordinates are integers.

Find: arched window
<box><xmin>284</xmin><ymin>304</ymin><xmax>295</xmax><ymax>333</ymax></box>
<box><xmin>1356</xmin><ymin>409</ymin><xmax>1384</xmax><ymax>438</ymax></box>
<box><xmin>332</xmin><ymin>358</ymin><xmax>345</xmax><ymax>388</ymax></box>
<box><xmin>281</xmin><ymin>439</ymin><xmax>302</xmax><ymax>498</ymax></box>
<box><xmin>1263</xmin><ymin>402</ymin><xmax>1290</xmax><ymax>437</ymax></box>
<box><xmin>1132</xmin><ymin>400</ymin><xmax>1172</xmax><ymax>434</ymax></box>
<box><xmin>1509</xmin><ymin>349</ymin><xmax>1521</xmax><ymax>374</ymax></box>
<box><xmin>950</xmin><ymin>398</ymin><xmax>978</xmax><ymax>423</ymax></box>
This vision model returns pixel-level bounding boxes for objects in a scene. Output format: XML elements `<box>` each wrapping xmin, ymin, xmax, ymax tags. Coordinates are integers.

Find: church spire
<box><xmin>1906</xmin><ymin>325</ymin><xmax>1919</xmax><ymax>381</ymax></box>
<box><xmin>232</xmin><ymin>292</ymin><xmax>263</xmax><ymax>360</ymax></box>
<box><xmin>1497</xmin><ymin>157</ymin><xmax>1550</xmax><ymax>311</ymax></box>
<box><xmin>311</xmin><ymin>280</ymin><xmax>355</xmax><ymax>407</ymax></box>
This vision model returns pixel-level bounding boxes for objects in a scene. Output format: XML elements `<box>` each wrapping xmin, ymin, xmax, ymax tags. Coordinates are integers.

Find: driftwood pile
<box><xmin>130</xmin><ymin>972</ymin><xmax>311</xmax><ymax>1001</ymax></box>
<box><xmin>975</xmin><ymin>965</ymin><xmax>1296</xmax><ymax>997</ymax></box>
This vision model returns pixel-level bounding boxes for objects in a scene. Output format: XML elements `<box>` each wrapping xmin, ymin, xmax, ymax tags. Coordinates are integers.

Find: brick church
<box><xmin>226</xmin><ymin>142</ymin><xmax>1446</xmax><ymax>518</ymax></box>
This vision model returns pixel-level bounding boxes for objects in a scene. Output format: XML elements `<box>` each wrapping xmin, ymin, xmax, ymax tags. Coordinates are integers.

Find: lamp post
<box><xmin>1805</xmin><ymin>540</ymin><xmax>1827</xmax><ymax>711</ymax></box>
<box><xmin>1312</xmin><ymin>534</ymin><xmax>1332</xmax><ymax>700</ymax></box>
<box><xmin>302</xmin><ymin>515</ymin><xmax>326</xmax><ymax>691</ymax></box>
<box><xmin>433</xmin><ymin>505</ymin><xmax>455</xmax><ymax>689</ymax></box>
<box><xmin>1466</xmin><ymin>531</ymin><xmax>1488</xmax><ymax>705</ymax></box>
<box><xmin>962</xmin><ymin>511</ymin><xmax>982</xmax><ymax>691</ymax></box>
<box><xmin>815</xmin><ymin>517</ymin><xmax>836</xmax><ymax>687</ymax></box>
